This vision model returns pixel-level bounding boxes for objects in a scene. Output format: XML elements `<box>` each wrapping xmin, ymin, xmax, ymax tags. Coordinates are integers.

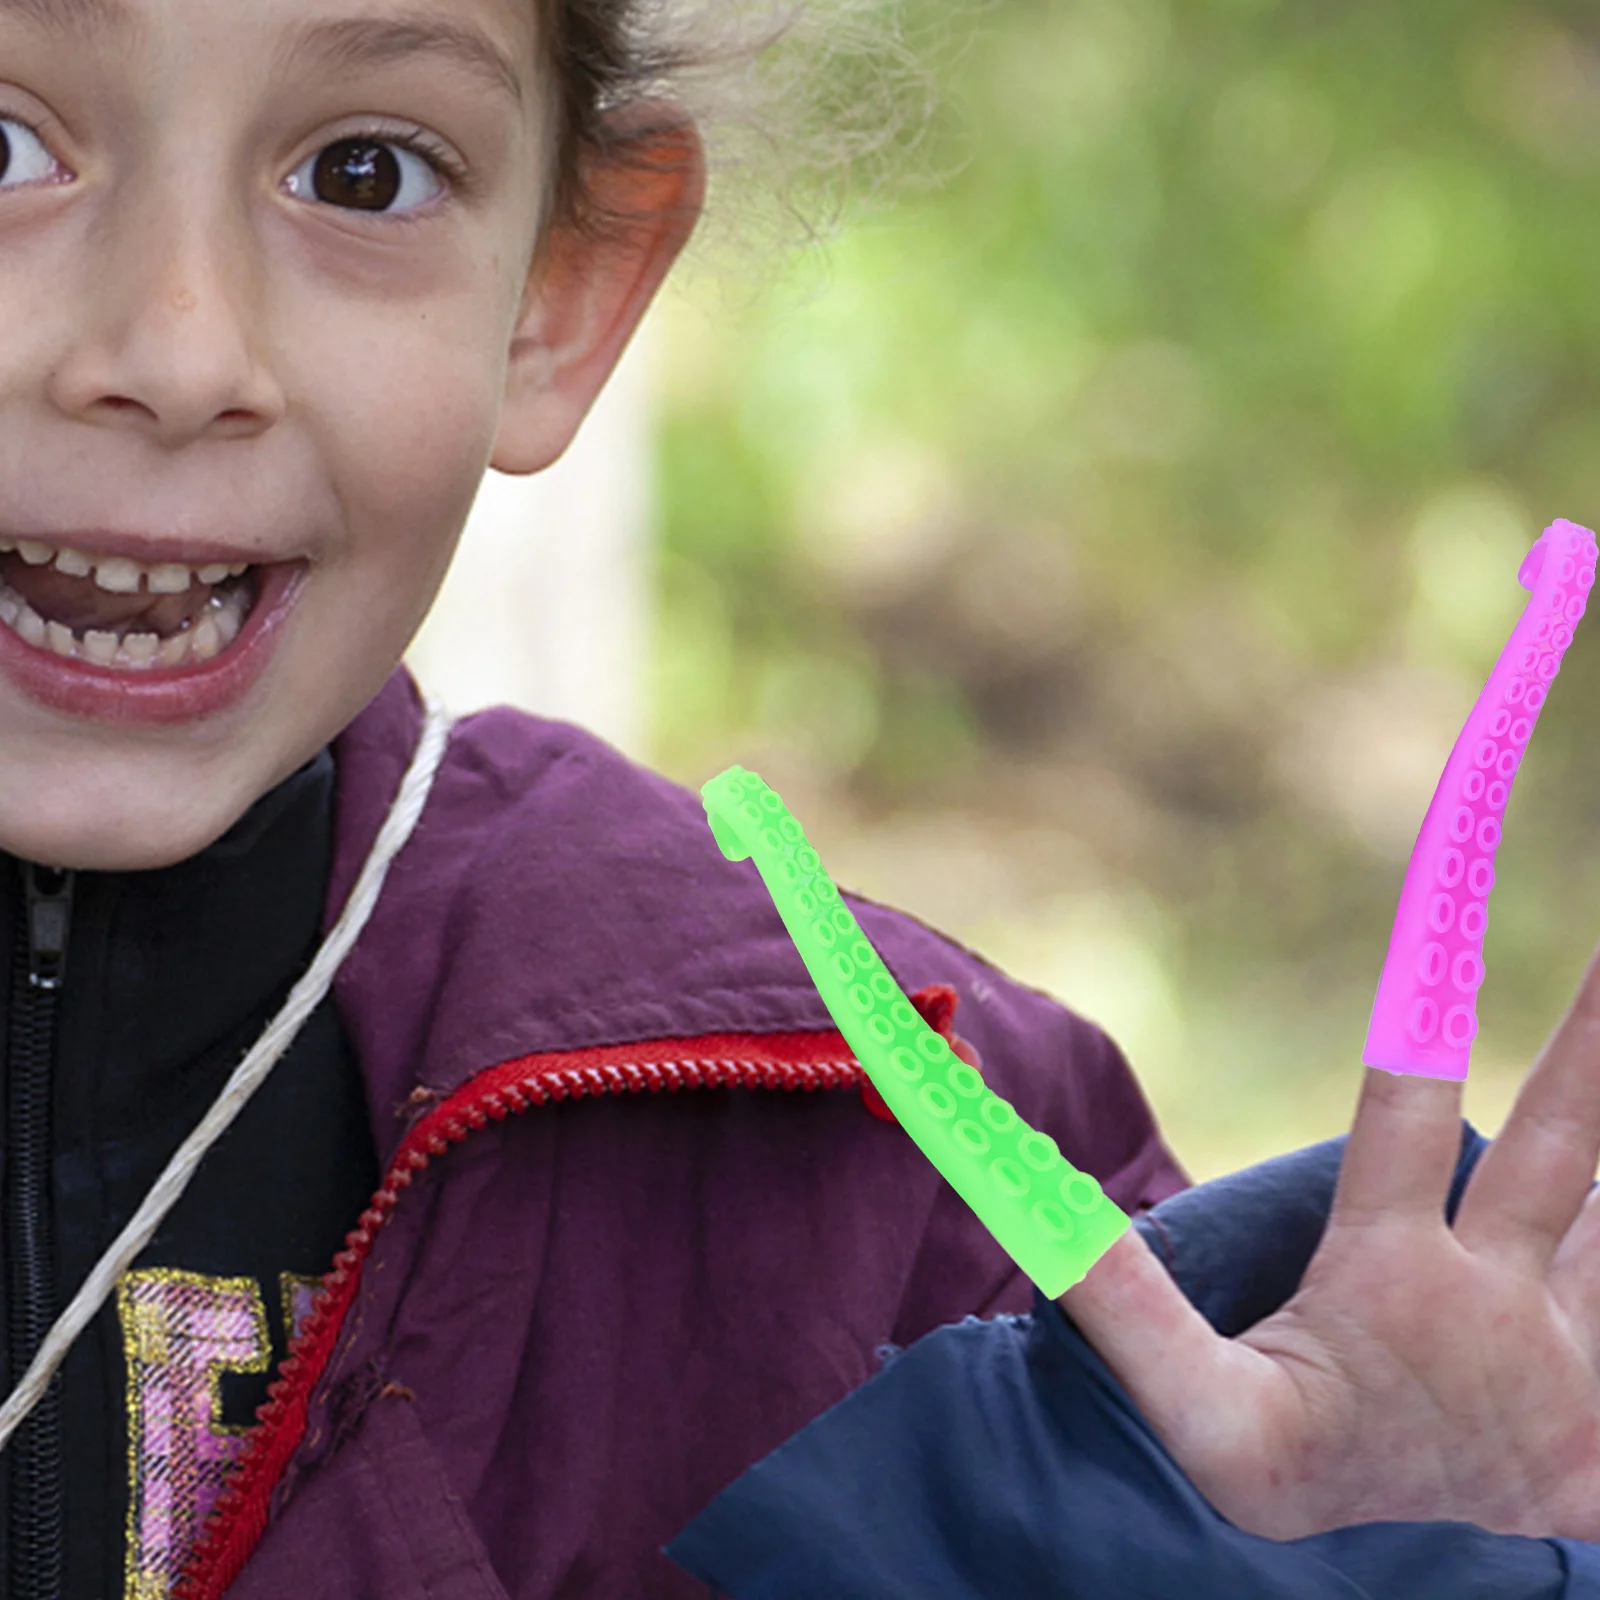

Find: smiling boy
<box><xmin>0</xmin><ymin>2</ymin><xmax>1195</xmax><ymax>1595</ymax></box>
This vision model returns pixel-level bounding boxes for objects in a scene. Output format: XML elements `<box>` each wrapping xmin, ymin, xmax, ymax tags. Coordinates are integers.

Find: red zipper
<box><xmin>175</xmin><ymin>984</ymin><xmax>966</xmax><ymax>1598</ymax></box>
<box><xmin>173</xmin><ymin>1030</ymin><xmax>874</xmax><ymax>1598</ymax></box>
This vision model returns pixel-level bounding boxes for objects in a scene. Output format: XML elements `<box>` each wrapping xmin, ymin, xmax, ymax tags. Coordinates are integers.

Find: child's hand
<box><xmin>1061</xmin><ymin>941</ymin><xmax>1600</xmax><ymax>1542</ymax></box>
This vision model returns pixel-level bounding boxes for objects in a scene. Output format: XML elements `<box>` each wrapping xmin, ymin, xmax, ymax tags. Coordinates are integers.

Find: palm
<box><xmin>1062</xmin><ymin>947</ymin><xmax>1600</xmax><ymax>1543</ymax></box>
<box><xmin>1204</xmin><ymin>1194</ymin><xmax>1600</xmax><ymax>1538</ymax></box>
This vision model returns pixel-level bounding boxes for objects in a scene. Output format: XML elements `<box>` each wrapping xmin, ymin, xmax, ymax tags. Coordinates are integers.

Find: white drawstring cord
<box><xmin>0</xmin><ymin>698</ymin><xmax>455</xmax><ymax>1454</ymax></box>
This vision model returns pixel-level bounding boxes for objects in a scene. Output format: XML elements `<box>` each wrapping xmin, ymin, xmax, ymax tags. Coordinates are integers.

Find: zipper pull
<box><xmin>23</xmin><ymin>863</ymin><xmax>74</xmax><ymax>991</ymax></box>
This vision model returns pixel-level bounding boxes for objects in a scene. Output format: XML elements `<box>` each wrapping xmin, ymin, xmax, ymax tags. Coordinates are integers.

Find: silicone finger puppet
<box><xmin>702</xmin><ymin>768</ymin><xmax>1130</xmax><ymax>1297</ymax></box>
<box><xmin>1364</xmin><ymin>518</ymin><xmax>1597</xmax><ymax>1080</ymax></box>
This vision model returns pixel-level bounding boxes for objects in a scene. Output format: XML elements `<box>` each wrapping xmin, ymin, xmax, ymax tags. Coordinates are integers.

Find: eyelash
<box><xmin>349</xmin><ymin>123</ymin><xmax>472</xmax><ymax>199</ymax></box>
<box><xmin>0</xmin><ymin>113</ymin><xmax>472</xmax><ymax>218</ymax></box>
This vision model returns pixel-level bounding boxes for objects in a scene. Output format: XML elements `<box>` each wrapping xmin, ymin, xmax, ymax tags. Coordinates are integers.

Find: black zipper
<box><xmin>6</xmin><ymin>861</ymin><xmax>74</xmax><ymax>1599</ymax></box>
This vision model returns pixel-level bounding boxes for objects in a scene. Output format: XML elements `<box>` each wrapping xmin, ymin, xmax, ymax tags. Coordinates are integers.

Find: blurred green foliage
<box><xmin>649</xmin><ymin>0</ymin><xmax>1600</xmax><ymax>1178</ymax></box>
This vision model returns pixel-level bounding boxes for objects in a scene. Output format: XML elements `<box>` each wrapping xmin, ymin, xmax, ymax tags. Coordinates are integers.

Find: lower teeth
<box><xmin>0</xmin><ymin>583</ymin><xmax>249</xmax><ymax>670</ymax></box>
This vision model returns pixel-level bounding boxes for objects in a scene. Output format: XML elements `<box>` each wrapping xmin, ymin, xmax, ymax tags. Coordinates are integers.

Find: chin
<box><xmin>0</xmin><ymin>779</ymin><xmax>263</xmax><ymax>873</ymax></box>
<box><xmin>0</xmin><ymin>822</ymin><xmax>233</xmax><ymax>874</ymax></box>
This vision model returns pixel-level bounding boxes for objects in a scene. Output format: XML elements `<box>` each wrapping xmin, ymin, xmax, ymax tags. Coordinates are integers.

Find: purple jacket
<box><xmin>177</xmin><ymin>670</ymin><xmax>1187</xmax><ymax>1599</ymax></box>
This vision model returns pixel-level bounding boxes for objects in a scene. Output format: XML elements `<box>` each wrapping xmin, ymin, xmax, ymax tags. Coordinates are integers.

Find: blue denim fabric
<box><xmin>666</xmin><ymin>1123</ymin><xmax>1600</xmax><ymax>1599</ymax></box>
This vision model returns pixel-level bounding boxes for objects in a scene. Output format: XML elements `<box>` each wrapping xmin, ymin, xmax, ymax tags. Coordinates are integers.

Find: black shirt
<box><xmin>0</xmin><ymin>751</ymin><xmax>380</xmax><ymax>1598</ymax></box>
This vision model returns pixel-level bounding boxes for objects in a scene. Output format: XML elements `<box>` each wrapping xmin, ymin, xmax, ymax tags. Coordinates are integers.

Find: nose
<box><xmin>44</xmin><ymin>174</ymin><xmax>286</xmax><ymax>448</ymax></box>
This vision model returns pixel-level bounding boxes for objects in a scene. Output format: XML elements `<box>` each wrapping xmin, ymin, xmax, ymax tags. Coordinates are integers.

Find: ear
<box><xmin>490</xmin><ymin>111</ymin><xmax>705</xmax><ymax>475</ymax></box>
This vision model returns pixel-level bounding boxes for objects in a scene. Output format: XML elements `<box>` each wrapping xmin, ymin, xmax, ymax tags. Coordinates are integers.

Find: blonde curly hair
<box><xmin>537</xmin><ymin>0</ymin><xmax>944</xmax><ymax>242</ymax></box>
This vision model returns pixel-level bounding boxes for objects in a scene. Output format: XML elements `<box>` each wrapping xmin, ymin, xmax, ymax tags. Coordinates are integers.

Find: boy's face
<box><xmin>0</xmin><ymin>0</ymin><xmax>694</xmax><ymax>871</ymax></box>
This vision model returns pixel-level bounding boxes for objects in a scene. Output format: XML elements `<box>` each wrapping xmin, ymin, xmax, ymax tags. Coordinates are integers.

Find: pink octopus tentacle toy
<box><xmin>1364</xmin><ymin>517</ymin><xmax>1597</xmax><ymax>1080</ymax></box>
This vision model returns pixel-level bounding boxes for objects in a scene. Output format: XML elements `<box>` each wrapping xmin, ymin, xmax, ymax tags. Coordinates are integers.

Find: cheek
<box><xmin>324</xmin><ymin>330</ymin><xmax>504</xmax><ymax>592</ymax></box>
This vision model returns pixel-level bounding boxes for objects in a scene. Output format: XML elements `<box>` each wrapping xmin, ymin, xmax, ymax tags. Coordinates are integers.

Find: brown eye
<box><xmin>313</xmin><ymin>138</ymin><xmax>400</xmax><ymax>211</ymax></box>
<box><xmin>286</xmin><ymin>132</ymin><xmax>450</xmax><ymax>218</ymax></box>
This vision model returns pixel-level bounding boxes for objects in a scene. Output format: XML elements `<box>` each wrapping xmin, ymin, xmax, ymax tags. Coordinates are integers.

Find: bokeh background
<box><xmin>421</xmin><ymin>0</ymin><xmax>1600</xmax><ymax>1182</ymax></box>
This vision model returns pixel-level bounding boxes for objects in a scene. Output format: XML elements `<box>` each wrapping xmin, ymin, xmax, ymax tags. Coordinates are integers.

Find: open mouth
<box><xmin>0</xmin><ymin>538</ymin><xmax>260</xmax><ymax>671</ymax></box>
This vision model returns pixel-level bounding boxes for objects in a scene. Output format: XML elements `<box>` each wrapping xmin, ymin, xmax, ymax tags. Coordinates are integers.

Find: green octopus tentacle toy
<box><xmin>702</xmin><ymin>766</ymin><xmax>1128</xmax><ymax>1297</ymax></box>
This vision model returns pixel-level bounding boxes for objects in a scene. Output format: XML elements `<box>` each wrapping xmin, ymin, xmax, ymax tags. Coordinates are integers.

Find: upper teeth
<box><xmin>0</xmin><ymin>540</ymin><xmax>249</xmax><ymax>594</ymax></box>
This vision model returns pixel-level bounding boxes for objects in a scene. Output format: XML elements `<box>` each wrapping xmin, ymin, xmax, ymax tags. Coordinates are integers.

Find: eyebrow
<box><xmin>278</xmin><ymin>13</ymin><xmax>525</xmax><ymax>110</ymax></box>
<box><xmin>0</xmin><ymin>1</ymin><xmax>525</xmax><ymax>109</ymax></box>
<box><xmin>0</xmin><ymin>0</ymin><xmax>137</xmax><ymax>31</ymax></box>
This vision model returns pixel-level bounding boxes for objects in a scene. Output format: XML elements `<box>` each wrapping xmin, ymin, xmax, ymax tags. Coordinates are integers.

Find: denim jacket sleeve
<box><xmin>665</xmin><ymin>1123</ymin><xmax>1600</xmax><ymax>1600</ymax></box>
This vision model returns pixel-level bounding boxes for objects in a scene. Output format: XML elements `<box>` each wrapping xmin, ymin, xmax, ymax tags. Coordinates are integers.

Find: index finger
<box><xmin>1327</xmin><ymin>1067</ymin><xmax>1464</xmax><ymax>1231</ymax></box>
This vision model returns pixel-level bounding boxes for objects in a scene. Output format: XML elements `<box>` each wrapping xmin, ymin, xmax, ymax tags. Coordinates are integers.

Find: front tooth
<box><xmin>94</xmin><ymin>557</ymin><xmax>143</xmax><ymax>595</ymax></box>
<box><xmin>45</xmin><ymin>621</ymin><xmax>78</xmax><ymax>658</ymax></box>
<box><xmin>120</xmin><ymin>632</ymin><xmax>160</xmax><ymax>667</ymax></box>
<box><xmin>17</xmin><ymin>541</ymin><xmax>52</xmax><ymax>566</ymax></box>
<box><xmin>215</xmin><ymin>604</ymin><xmax>242</xmax><ymax>646</ymax></box>
<box><xmin>0</xmin><ymin>590</ymin><xmax>19</xmax><ymax>626</ymax></box>
<box><xmin>83</xmin><ymin>630</ymin><xmax>119</xmax><ymax>666</ymax></box>
<box><xmin>158</xmin><ymin>631</ymin><xmax>193</xmax><ymax>668</ymax></box>
<box><xmin>15</xmin><ymin>604</ymin><xmax>45</xmax><ymax>646</ymax></box>
<box><xmin>54</xmin><ymin>548</ymin><xmax>92</xmax><ymax>577</ymax></box>
<box><xmin>196</xmin><ymin>563</ymin><xmax>232</xmax><ymax>585</ymax></box>
<box><xmin>148</xmin><ymin>564</ymin><xmax>192</xmax><ymax>595</ymax></box>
